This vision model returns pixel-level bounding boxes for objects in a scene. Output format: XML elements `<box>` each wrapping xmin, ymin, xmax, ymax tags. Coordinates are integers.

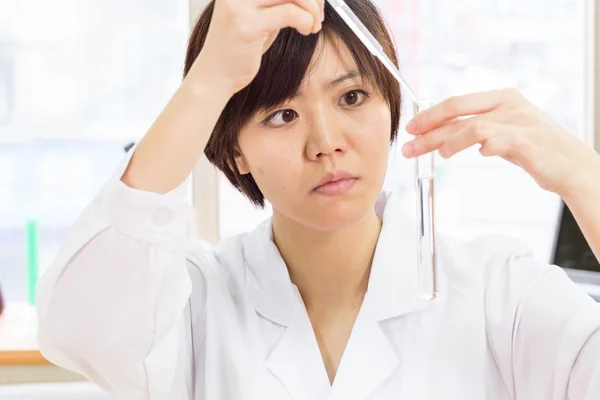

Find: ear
<box><xmin>232</xmin><ymin>151</ymin><xmax>251</xmax><ymax>175</ymax></box>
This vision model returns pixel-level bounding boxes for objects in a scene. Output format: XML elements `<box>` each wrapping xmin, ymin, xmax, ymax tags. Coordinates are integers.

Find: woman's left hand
<box><xmin>402</xmin><ymin>88</ymin><xmax>600</xmax><ymax>199</ymax></box>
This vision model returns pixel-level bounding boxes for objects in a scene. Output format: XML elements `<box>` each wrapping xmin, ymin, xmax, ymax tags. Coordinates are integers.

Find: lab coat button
<box><xmin>152</xmin><ymin>207</ymin><xmax>174</xmax><ymax>227</ymax></box>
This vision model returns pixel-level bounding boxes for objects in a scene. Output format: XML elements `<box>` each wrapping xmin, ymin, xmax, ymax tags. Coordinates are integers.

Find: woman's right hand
<box><xmin>193</xmin><ymin>0</ymin><xmax>325</xmax><ymax>95</ymax></box>
<box><xmin>121</xmin><ymin>0</ymin><xmax>324</xmax><ymax>194</ymax></box>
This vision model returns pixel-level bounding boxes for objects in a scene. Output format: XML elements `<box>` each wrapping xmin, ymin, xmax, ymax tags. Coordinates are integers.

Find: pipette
<box><xmin>326</xmin><ymin>0</ymin><xmax>437</xmax><ymax>299</ymax></box>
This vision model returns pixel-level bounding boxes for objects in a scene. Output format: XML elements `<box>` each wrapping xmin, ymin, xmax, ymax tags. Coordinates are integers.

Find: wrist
<box><xmin>558</xmin><ymin>150</ymin><xmax>600</xmax><ymax>204</ymax></box>
<box><xmin>185</xmin><ymin>55</ymin><xmax>239</xmax><ymax>102</ymax></box>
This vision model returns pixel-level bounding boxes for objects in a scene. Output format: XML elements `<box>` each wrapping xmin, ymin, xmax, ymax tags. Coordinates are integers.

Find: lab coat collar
<box><xmin>244</xmin><ymin>190</ymin><xmax>430</xmax><ymax>327</ymax></box>
<box><xmin>244</xmin><ymin>219</ymin><xmax>296</xmax><ymax>326</ymax></box>
<box><xmin>367</xmin><ymin>190</ymin><xmax>430</xmax><ymax>321</ymax></box>
<box><xmin>263</xmin><ymin>285</ymin><xmax>403</xmax><ymax>400</ymax></box>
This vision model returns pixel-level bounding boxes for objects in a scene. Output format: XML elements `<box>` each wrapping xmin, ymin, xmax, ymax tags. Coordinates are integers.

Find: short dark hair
<box><xmin>184</xmin><ymin>0</ymin><xmax>402</xmax><ymax>208</ymax></box>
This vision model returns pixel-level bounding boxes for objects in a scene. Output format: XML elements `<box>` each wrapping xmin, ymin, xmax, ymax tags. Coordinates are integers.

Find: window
<box><xmin>218</xmin><ymin>172</ymin><xmax>272</xmax><ymax>239</ymax></box>
<box><xmin>0</xmin><ymin>0</ymin><xmax>190</xmax><ymax>311</ymax></box>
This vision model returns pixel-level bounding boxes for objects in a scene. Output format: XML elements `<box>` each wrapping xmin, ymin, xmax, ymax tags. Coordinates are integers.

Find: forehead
<box><xmin>300</xmin><ymin>33</ymin><xmax>361</xmax><ymax>88</ymax></box>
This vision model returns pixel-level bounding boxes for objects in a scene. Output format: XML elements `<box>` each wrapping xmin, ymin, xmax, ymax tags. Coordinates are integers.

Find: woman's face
<box><xmin>235</xmin><ymin>34</ymin><xmax>392</xmax><ymax>232</ymax></box>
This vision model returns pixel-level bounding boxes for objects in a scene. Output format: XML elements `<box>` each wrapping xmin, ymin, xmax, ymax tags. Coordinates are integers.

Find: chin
<box><xmin>301</xmin><ymin>193</ymin><xmax>379</xmax><ymax>232</ymax></box>
<box><xmin>269</xmin><ymin>177</ymin><xmax>385</xmax><ymax>233</ymax></box>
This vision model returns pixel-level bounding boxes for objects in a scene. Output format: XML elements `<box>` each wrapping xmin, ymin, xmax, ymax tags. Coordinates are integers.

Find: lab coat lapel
<box><xmin>245</xmin><ymin>220</ymin><xmax>330</xmax><ymax>399</ymax></box>
<box><xmin>328</xmin><ymin>190</ymin><xmax>430</xmax><ymax>399</ymax></box>
<box><xmin>244</xmin><ymin>191</ymin><xmax>432</xmax><ymax>399</ymax></box>
<box><xmin>265</xmin><ymin>288</ymin><xmax>331</xmax><ymax>400</ymax></box>
<box><xmin>328</xmin><ymin>296</ymin><xmax>400</xmax><ymax>400</ymax></box>
<box><xmin>368</xmin><ymin>190</ymin><xmax>430</xmax><ymax>321</ymax></box>
<box><xmin>244</xmin><ymin>190</ymin><xmax>429</xmax><ymax>325</ymax></box>
<box><xmin>244</xmin><ymin>220</ymin><xmax>295</xmax><ymax>326</ymax></box>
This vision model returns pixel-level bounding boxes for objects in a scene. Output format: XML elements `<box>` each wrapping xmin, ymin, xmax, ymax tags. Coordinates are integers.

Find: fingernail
<box><xmin>402</xmin><ymin>142</ymin><xmax>414</xmax><ymax>157</ymax></box>
<box><xmin>406</xmin><ymin>120</ymin><xmax>417</xmax><ymax>133</ymax></box>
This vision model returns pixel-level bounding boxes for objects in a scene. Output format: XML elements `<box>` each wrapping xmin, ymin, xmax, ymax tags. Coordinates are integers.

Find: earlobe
<box><xmin>233</xmin><ymin>153</ymin><xmax>250</xmax><ymax>175</ymax></box>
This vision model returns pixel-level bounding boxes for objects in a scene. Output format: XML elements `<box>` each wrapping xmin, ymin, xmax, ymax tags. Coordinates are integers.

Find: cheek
<box><xmin>354</xmin><ymin>103</ymin><xmax>392</xmax><ymax>157</ymax></box>
<box><xmin>243</xmin><ymin>135</ymin><xmax>304</xmax><ymax>194</ymax></box>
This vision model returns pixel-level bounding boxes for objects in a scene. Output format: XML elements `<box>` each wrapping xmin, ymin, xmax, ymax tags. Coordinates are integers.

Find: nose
<box><xmin>306</xmin><ymin>110</ymin><xmax>348</xmax><ymax>161</ymax></box>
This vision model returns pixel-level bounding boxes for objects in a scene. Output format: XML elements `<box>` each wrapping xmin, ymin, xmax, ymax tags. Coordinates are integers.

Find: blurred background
<box><xmin>0</xmin><ymin>0</ymin><xmax>598</xmax><ymax>398</ymax></box>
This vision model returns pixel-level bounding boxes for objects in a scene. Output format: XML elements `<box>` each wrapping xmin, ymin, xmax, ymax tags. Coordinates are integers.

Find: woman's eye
<box><xmin>266</xmin><ymin>109</ymin><xmax>298</xmax><ymax>127</ymax></box>
<box><xmin>340</xmin><ymin>90</ymin><xmax>368</xmax><ymax>106</ymax></box>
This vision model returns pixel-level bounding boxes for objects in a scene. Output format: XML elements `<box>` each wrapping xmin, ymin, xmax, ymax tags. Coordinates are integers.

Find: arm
<box><xmin>568</xmin><ymin>324</ymin><xmax>600</xmax><ymax>398</ymax></box>
<box><xmin>120</xmin><ymin>0</ymin><xmax>323</xmax><ymax>195</ymax></box>
<box><xmin>559</xmin><ymin>156</ymin><xmax>600</xmax><ymax>264</ymax></box>
<box><xmin>405</xmin><ymin>88</ymin><xmax>600</xmax><ymax>263</ymax></box>
<box><xmin>482</xmin><ymin>245</ymin><xmax>600</xmax><ymax>400</ymax></box>
<box><xmin>36</xmin><ymin>58</ymin><xmax>230</xmax><ymax>398</ymax></box>
<box><xmin>121</xmin><ymin>60</ymin><xmax>232</xmax><ymax>194</ymax></box>
<box><xmin>36</xmin><ymin>148</ymin><xmax>202</xmax><ymax>400</ymax></box>
<box><xmin>37</xmin><ymin>2</ymin><xmax>324</xmax><ymax>397</ymax></box>
<box><xmin>402</xmin><ymin>82</ymin><xmax>600</xmax><ymax>400</ymax></box>
<box><xmin>512</xmin><ymin>266</ymin><xmax>600</xmax><ymax>399</ymax></box>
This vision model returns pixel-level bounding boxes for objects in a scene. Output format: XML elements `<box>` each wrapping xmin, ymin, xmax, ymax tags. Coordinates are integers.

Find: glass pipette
<box><xmin>326</xmin><ymin>0</ymin><xmax>438</xmax><ymax>299</ymax></box>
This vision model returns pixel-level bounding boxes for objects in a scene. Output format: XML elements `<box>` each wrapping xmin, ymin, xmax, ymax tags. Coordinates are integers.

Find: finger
<box><xmin>479</xmin><ymin>136</ymin><xmax>512</xmax><ymax>157</ymax></box>
<box><xmin>259</xmin><ymin>0</ymin><xmax>321</xmax><ymax>33</ymax></box>
<box><xmin>402</xmin><ymin>119</ymin><xmax>467</xmax><ymax>158</ymax></box>
<box><xmin>478</xmin><ymin>128</ymin><xmax>532</xmax><ymax>169</ymax></box>
<box><xmin>317</xmin><ymin>0</ymin><xmax>325</xmax><ymax>21</ymax></box>
<box><xmin>406</xmin><ymin>90</ymin><xmax>505</xmax><ymax>135</ymax></box>
<box><xmin>438</xmin><ymin>119</ymin><xmax>499</xmax><ymax>158</ymax></box>
<box><xmin>261</xmin><ymin>3</ymin><xmax>316</xmax><ymax>36</ymax></box>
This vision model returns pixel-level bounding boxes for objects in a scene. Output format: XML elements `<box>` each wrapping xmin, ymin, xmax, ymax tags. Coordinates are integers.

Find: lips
<box><xmin>312</xmin><ymin>170</ymin><xmax>358</xmax><ymax>196</ymax></box>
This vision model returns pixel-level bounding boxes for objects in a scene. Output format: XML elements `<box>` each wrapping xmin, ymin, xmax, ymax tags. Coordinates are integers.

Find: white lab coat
<box><xmin>36</xmin><ymin>149</ymin><xmax>600</xmax><ymax>400</ymax></box>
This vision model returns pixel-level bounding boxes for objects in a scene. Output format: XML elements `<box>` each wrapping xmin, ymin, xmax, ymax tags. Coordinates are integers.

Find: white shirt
<box><xmin>36</xmin><ymin>150</ymin><xmax>600</xmax><ymax>400</ymax></box>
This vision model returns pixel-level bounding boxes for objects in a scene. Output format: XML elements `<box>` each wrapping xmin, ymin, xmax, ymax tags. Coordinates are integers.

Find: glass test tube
<box><xmin>413</xmin><ymin>100</ymin><xmax>437</xmax><ymax>300</ymax></box>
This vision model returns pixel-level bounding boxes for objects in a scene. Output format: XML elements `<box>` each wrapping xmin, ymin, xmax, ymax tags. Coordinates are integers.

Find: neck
<box><xmin>271</xmin><ymin>210</ymin><xmax>382</xmax><ymax>312</ymax></box>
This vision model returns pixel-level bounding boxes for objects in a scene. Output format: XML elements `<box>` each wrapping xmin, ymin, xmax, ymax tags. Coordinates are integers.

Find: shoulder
<box><xmin>439</xmin><ymin>233</ymin><xmax>537</xmax><ymax>268</ymax></box>
<box><xmin>183</xmin><ymin>231</ymin><xmax>254</xmax><ymax>289</ymax></box>
<box><xmin>438</xmin><ymin>233</ymin><xmax>554</xmax><ymax>302</ymax></box>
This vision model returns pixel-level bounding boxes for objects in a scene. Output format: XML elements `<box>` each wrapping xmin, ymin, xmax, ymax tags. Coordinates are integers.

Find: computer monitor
<box><xmin>551</xmin><ymin>201</ymin><xmax>600</xmax><ymax>301</ymax></box>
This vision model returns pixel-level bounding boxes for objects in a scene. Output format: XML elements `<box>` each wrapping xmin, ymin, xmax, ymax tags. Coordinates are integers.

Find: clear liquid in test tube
<box><xmin>413</xmin><ymin>100</ymin><xmax>438</xmax><ymax>300</ymax></box>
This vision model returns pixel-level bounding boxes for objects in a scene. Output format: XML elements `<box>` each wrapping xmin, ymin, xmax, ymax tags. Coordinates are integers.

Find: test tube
<box><xmin>413</xmin><ymin>100</ymin><xmax>437</xmax><ymax>300</ymax></box>
<box><xmin>325</xmin><ymin>0</ymin><xmax>438</xmax><ymax>299</ymax></box>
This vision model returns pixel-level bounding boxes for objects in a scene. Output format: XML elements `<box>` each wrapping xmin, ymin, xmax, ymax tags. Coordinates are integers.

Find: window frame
<box><xmin>189</xmin><ymin>0</ymin><xmax>219</xmax><ymax>244</ymax></box>
<box><xmin>591</xmin><ymin>0</ymin><xmax>600</xmax><ymax>152</ymax></box>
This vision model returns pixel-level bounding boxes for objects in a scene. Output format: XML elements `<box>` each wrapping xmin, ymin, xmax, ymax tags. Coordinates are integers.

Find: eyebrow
<box><xmin>258</xmin><ymin>70</ymin><xmax>364</xmax><ymax>117</ymax></box>
<box><xmin>295</xmin><ymin>70</ymin><xmax>362</xmax><ymax>98</ymax></box>
<box><xmin>326</xmin><ymin>70</ymin><xmax>362</xmax><ymax>90</ymax></box>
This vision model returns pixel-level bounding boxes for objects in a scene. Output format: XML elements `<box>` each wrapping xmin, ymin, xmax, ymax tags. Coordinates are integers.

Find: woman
<box><xmin>36</xmin><ymin>0</ymin><xmax>600</xmax><ymax>399</ymax></box>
